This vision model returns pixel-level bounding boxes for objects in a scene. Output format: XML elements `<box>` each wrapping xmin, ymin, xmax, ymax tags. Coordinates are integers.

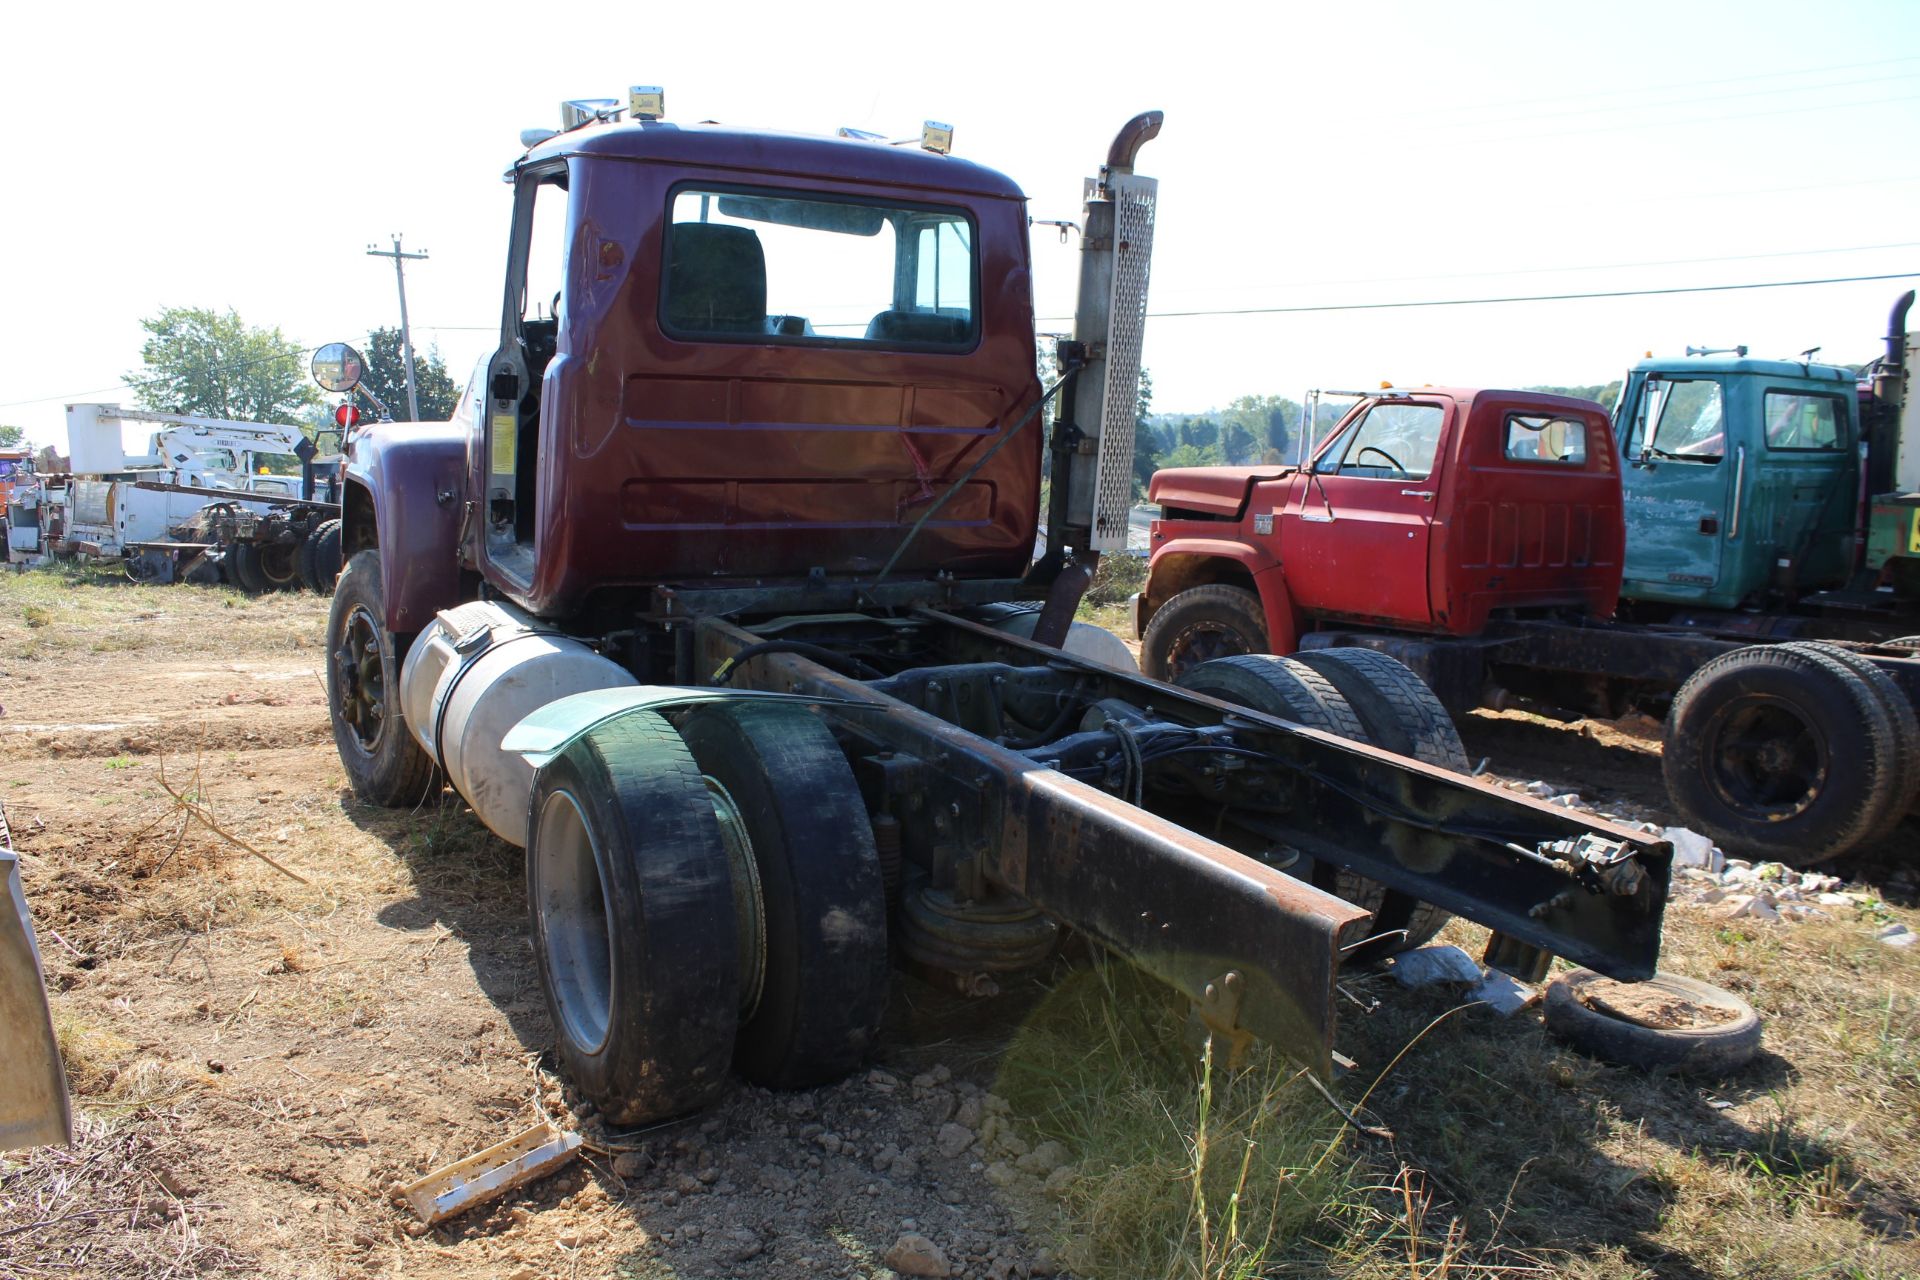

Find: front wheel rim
<box><xmin>1166</xmin><ymin>621</ymin><xmax>1254</xmax><ymax>679</ymax></box>
<box><xmin>334</xmin><ymin>604</ymin><xmax>389</xmax><ymax>754</ymax></box>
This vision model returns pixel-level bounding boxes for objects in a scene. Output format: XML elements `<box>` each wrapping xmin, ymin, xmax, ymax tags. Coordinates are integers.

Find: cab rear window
<box><xmin>1504</xmin><ymin>413</ymin><xmax>1587</xmax><ymax>464</ymax></box>
<box><xmin>661</xmin><ymin>186</ymin><xmax>977</xmax><ymax>349</ymax></box>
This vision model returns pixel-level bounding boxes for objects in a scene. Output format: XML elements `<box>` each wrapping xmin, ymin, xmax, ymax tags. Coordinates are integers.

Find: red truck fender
<box><xmin>1143</xmin><ymin>538</ymin><xmax>1302</xmax><ymax>654</ymax></box>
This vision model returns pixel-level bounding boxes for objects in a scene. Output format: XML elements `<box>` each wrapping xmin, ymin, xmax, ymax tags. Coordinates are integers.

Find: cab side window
<box><xmin>1326</xmin><ymin>403</ymin><xmax>1444</xmax><ymax>480</ymax></box>
<box><xmin>1763</xmin><ymin>391</ymin><xmax>1844</xmax><ymax>451</ymax></box>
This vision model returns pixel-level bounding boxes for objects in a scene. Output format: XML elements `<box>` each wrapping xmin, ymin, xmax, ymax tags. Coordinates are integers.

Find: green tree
<box><xmin>1131</xmin><ymin>369</ymin><xmax>1160</xmax><ymax>501</ymax></box>
<box><xmin>1179</xmin><ymin>417</ymin><xmax>1220</xmax><ymax>449</ymax></box>
<box><xmin>1221</xmin><ymin>422</ymin><xmax>1258</xmax><ymax>464</ymax></box>
<box><xmin>1221</xmin><ymin>394</ymin><xmax>1300</xmax><ymax>462</ymax></box>
<box><xmin>1524</xmin><ymin>382</ymin><xmax>1622</xmax><ymax>412</ymax></box>
<box><xmin>1161</xmin><ymin>442</ymin><xmax>1226</xmax><ymax>469</ymax></box>
<box><xmin>362</xmin><ymin>327</ymin><xmax>461</xmax><ymax>422</ymax></box>
<box><xmin>130</xmin><ymin>307</ymin><xmax>318</xmax><ymax>423</ymax></box>
<box><xmin>0</xmin><ymin>425</ymin><xmax>25</xmax><ymax>449</ymax></box>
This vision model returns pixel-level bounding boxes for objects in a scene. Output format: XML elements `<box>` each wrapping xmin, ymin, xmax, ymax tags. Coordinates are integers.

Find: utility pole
<box><xmin>367</xmin><ymin>234</ymin><xmax>429</xmax><ymax>421</ymax></box>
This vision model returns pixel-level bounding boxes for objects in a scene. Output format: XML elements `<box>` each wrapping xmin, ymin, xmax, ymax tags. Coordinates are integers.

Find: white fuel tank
<box><xmin>400</xmin><ymin>600</ymin><xmax>637</xmax><ymax>845</ymax></box>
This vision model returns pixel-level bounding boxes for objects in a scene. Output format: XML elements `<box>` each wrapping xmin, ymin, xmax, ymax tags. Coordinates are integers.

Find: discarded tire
<box><xmin>678</xmin><ymin>701</ymin><xmax>889</xmax><ymax>1089</ymax></box>
<box><xmin>1544</xmin><ymin>969</ymin><xmax>1761</xmax><ymax>1076</ymax></box>
<box><xmin>526</xmin><ymin>712</ymin><xmax>739</xmax><ymax>1124</ymax></box>
<box><xmin>1663</xmin><ymin>644</ymin><xmax>1901</xmax><ymax>865</ymax></box>
<box><xmin>327</xmin><ymin>550</ymin><xmax>438</xmax><ymax>807</ymax></box>
<box><xmin>1141</xmin><ymin>584</ymin><xmax>1268</xmax><ymax>681</ymax></box>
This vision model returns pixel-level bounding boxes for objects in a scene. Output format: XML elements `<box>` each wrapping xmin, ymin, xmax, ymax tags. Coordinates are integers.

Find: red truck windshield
<box><xmin>662</xmin><ymin>187</ymin><xmax>976</xmax><ymax>348</ymax></box>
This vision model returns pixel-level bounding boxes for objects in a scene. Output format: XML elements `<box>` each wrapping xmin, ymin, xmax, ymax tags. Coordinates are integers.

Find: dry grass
<box><xmin>0</xmin><ymin>559</ymin><xmax>325</xmax><ymax>662</ymax></box>
<box><xmin>1001</xmin><ymin>898</ymin><xmax>1920</xmax><ymax>1279</ymax></box>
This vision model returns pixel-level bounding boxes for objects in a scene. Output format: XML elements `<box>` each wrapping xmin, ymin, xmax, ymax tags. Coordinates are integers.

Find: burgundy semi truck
<box><xmin>322</xmin><ymin>97</ymin><xmax>1670</xmax><ymax>1125</ymax></box>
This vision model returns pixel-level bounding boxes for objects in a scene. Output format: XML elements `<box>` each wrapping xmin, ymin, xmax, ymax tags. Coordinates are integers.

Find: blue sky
<box><xmin>6</xmin><ymin>0</ymin><xmax>1919</xmax><ymax>446</ymax></box>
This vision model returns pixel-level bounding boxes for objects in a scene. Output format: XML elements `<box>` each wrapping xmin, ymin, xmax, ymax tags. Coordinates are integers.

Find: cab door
<box><xmin>1619</xmin><ymin>374</ymin><xmax>1732</xmax><ymax>603</ymax></box>
<box><xmin>480</xmin><ymin>162</ymin><xmax>570</xmax><ymax>588</ymax></box>
<box><xmin>1279</xmin><ymin>398</ymin><xmax>1448</xmax><ymax>625</ymax></box>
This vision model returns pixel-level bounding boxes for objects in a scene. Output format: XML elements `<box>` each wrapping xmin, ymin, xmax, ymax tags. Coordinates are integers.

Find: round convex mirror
<box><xmin>311</xmin><ymin>343</ymin><xmax>365</xmax><ymax>393</ymax></box>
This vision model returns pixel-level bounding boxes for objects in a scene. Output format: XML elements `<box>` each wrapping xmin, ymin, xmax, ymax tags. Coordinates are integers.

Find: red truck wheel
<box><xmin>1141</xmin><ymin>585</ymin><xmax>1268</xmax><ymax>681</ymax></box>
<box><xmin>1176</xmin><ymin>653</ymin><xmax>1443</xmax><ymax>957</ymax></box>
<box><xmin>526</xmin><ymin>711</ymin><xmax>740</xmax><ymax>1124</ymax></box>
<box><xmin>1663</xmin><ymin>645</ymin><xmax>1902</xmax><ymax>866</ymax></box>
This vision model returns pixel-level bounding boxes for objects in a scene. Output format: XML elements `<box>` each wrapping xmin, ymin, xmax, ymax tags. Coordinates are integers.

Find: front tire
<box><xmin>1141</xmin><ymin>584</ymin><xmax>1269</xmax><ymax>682</ymax></box>
<box><xmin>327</xmin><ymin>550</ymin><xmax>436</xmax><ymax>807</ymax></box>
<box><xmin>527</xmin><ymin>713</ymin><xmax>740</xmax><ymax>1124</ymax></box>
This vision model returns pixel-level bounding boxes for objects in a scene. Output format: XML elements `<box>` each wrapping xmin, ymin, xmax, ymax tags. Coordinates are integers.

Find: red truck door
<box><xmin>1277</xmin><ymin>398</ymin><xmax>1449</xmax><ymax>625</ymax></box>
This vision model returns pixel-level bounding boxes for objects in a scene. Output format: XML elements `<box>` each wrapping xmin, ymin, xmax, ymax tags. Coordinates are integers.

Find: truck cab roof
<box><xmin>1630</xmin><ymin>355</ymin><xmax>1855</xmax><ymax>384</ymax></box>
<box><xmin>521</xmin><ymin>120</ymin><xmax>1028</xmax><ymax>201</ymax></box>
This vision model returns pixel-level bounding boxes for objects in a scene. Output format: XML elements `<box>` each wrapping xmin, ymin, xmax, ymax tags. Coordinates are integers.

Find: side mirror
<box><xmin>311</xmin><ymin>342</ymin><xmax>365</xmax><ymax>393</ymax></box>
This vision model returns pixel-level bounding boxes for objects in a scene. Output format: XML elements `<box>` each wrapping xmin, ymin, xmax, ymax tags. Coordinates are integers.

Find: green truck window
<box><xmin>1638</xmin><ymin>379</ymin><xmax>1725</xmax><ymax>463</ymax></box>
<box><xmin>1763</xmin><ymin>391</ymin><xmax>1844</xmax><ymax>451</ymax></box>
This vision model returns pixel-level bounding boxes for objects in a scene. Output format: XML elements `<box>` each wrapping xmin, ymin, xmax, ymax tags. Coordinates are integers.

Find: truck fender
<box><xmin>339</xmin><ymin>421</ymin><xmax>469</xmax><ymax>635</ymax></box>
<box><xmin>1143</xmin><ymin>538</ymin><xmax>1299</xmax><ymax>653</ymax></box>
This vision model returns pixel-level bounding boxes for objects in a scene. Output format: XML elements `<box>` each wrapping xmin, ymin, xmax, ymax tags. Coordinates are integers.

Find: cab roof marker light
<box><xmin>629</xmin><ymin>86</ymin><xmax>665</xmax><ymax>121</ymax></box>
<box><xmin>520</xmin><ymin>128</ymin><xmax>558</xmax><ymax>149</ymax></box>
<box><xmin>838</xmin><ymin>127</ymin><xmax>887</xmax><ymax>142</ymax></box>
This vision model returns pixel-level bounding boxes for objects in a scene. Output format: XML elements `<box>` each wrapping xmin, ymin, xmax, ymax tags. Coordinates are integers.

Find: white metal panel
<box><xmin>1090</xmin><ymin>175</ymin><xmax>1157</xmax><ymax>553</ymax></box>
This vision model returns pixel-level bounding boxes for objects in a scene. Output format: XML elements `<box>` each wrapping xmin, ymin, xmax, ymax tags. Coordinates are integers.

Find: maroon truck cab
<box><xmin>1140</xmin><ymin>388</ymin><xmax>1622</xmax><ymax>673</ymax></box>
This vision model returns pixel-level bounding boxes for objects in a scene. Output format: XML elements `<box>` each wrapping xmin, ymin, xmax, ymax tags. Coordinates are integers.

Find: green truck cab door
<box><xmin>1618</xmin><ymin>372</ymin><xmax>1732</xmax><ymax>604</ymax></box>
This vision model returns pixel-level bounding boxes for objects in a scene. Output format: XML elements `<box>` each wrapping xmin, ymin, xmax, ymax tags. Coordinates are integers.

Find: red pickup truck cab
<box><xmin>1138</xmin><ymin>388</ymin><xmax>1623</xmax><ymax>677</ymax></box>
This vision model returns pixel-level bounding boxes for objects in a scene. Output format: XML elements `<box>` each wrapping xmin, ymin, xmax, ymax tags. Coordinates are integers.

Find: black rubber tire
<box><xmin>678</xmin><ymin>702</ymin><xmax>889</xmax><ymax>1089</ymax></box>
<box><xmin>308</xmin><ymin>519</ymin><xmax>343</xmax><ymax>593</ymax></box>
<box><xmin>225</xmin><ymin>540</ymin><xmax>270</xmax><ymax>594</ymax></box>
<box><xmin>1544</xmin><ymin>969</ymin><xmax>1761</xmax><ymax>1076</ymax></box>
<box><xmin>1290</xmin><ymin>648</ymin><xmax>1469</xmax><ymax>770</ymax></box>
<box><xmin>296</xmin><ymin>528</ymin><xmax>324</xmax><ymax>593</ymax></box>
<box><xmin>1778</xmin><ymin>641</ymin><xmax>1919</xmax><ymax>840</ymax></box>
<box><xmin>1290</xmin><ymin>647</ymin><xmax>1465</xmax><ymax>956</ymax></box>
<box><xmin>1141</xmin><ymin>584</ymin><xmax>1269</xmax><ymax>682</ymax></box>
<box><xmin>526</xmin><ymin>712</ymin><xmax>740</xmax><ymax>1124</ymax></box>
<box><xmin>326</xmin><ymin>550</ymin><xmax>438</xmax><ymax>807</ymax></box>
<box><xmin>1663</xmin><ymin>644</ymin><xmax>1901</xmax><ymax>866</ymax></box>
<box><xmin>1176</xmin><ymin>654</ymin><xmax>1436</xmax><ymax>956</ymax></box>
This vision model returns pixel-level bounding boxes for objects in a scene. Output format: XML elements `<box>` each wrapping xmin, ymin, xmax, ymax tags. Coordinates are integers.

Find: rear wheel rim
<box><xmin>534</xmin><ymin>790</ymin><xmax>615</xmax><ymax>1054</ymax></box>
<box><xmin>1703</xmin><ymin>696</ymin><xmax>1827</xmax><ymax>820</ymax></box>
<box><xmin>259</xmin><ymin>542</ymin><xmax>299</xmax><ymax>586</ymax></box>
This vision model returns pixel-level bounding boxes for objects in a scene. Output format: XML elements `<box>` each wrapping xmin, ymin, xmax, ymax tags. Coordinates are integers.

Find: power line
<box><xmin>1183</xmin><ymin>241</ymin><xmax>1920</xmax><ymax>295</ymax></box>
<box><xmin>1344</xmin><ymin>53</ymin><xmax>1920</xmax><ymax>126</ymax></box>
<box><xmin>1042</xmin><ymin>271</ymin><xmax>1920</xmax><ymax>324</ymax></box>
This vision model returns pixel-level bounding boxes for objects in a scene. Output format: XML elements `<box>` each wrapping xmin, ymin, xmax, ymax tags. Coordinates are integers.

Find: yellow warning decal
<box><xmin>1909</xmin><ymin>507</ymin><xmax>1920</xmax><ymax>554</ymax></box>
<box><xmin>490</xmin><ymin>415</ymin><xmax>517</xmax><ymax>476</ymax></box>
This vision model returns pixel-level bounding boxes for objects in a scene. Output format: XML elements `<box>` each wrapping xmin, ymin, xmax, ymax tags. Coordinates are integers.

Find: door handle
<box><xmin>1401</xmin><ymin>489</ymin><xmax>1435</xmax><ymax>499</ymax></box>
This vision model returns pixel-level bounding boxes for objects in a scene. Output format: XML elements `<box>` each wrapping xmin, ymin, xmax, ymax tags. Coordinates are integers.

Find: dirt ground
<box><xmin>2</xmin><ymin>571</ymin><xmax>1916</xmax><ymax>1279</ymax></box>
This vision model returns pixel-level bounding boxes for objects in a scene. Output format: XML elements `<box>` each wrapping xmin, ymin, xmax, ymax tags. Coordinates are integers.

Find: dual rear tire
<box><xmin>525</xmin><ymin>702</ymin><xmax>889</xmax><ymax>1124</ymax></box>
<box><xmin>1175</xmin><ymin>648</ymin><xmax>1466</xmax><ymax>960</ymax></box>
<box><xmin>1662</xmin><ymin>641</ymin><xmax>1918</xmax><ymax>866</ymax></box>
